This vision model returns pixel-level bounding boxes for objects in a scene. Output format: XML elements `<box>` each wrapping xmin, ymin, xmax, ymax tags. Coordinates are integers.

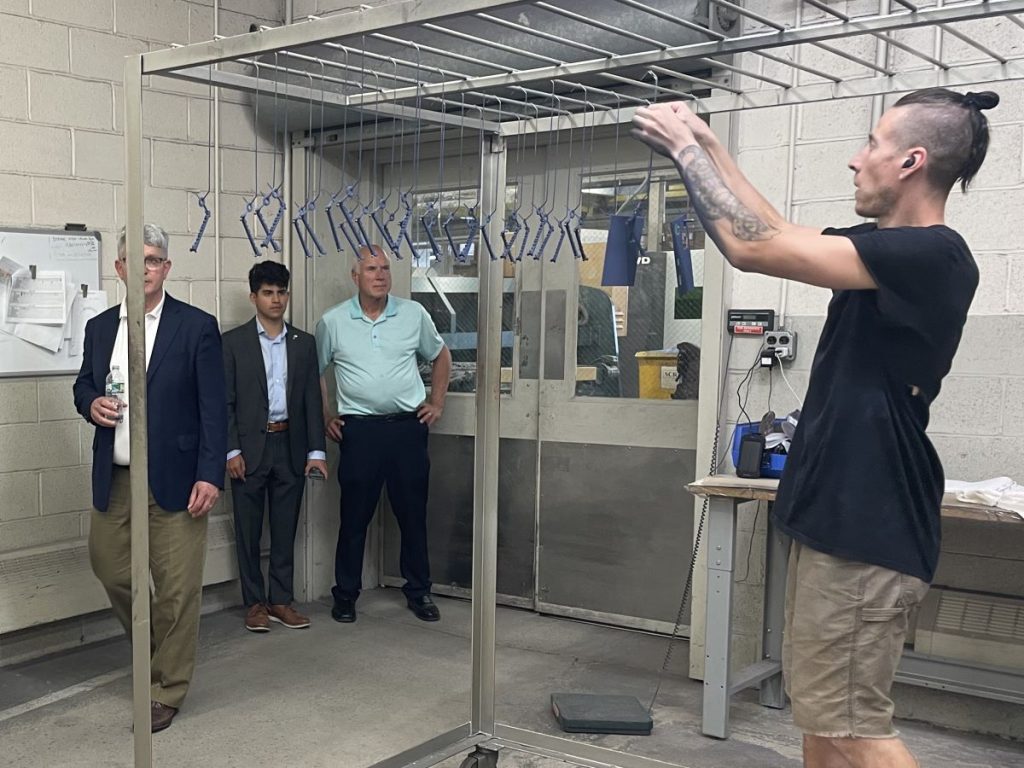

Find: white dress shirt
<box><xmin>110</xmin><ymin>292</ymin><xmax>165</xmax><ymax>466</ymax></box>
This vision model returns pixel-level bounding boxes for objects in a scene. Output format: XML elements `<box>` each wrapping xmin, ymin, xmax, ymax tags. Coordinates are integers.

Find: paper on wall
<box><xmin>13</xmin><ymin>282</ymin><xmax>78</xmax><ymax>353</ymax></box>
<box><xmin>68</xmin><ymin>291</ymin><xmax>108</xmax><ymax>358</ymax></box>
<box><xmin>5</xmin><ymin>268</ymin><xmax>67</xmax><ymax>325</ymax></box>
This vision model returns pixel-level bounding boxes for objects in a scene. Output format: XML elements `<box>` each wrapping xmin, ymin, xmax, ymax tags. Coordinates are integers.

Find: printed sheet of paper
<box><xmin>68</xmin><ymin>291</ymin><xmax>108</xmax><ymax>358</ymax></box>
<box><xmin>5</xmin><ymin>269</ymin><xmax>67</xmax><ymax>325</ymax></box>
<box><xmin>0</xmin><ymin>256</ymin><xmax>25</xmax><ymax>337</ymax></box>
<box><xmin>0</xmin><ymin>255</ymin><xmax>23</xmax><ymax>282</ymax></box>
<box><xmin>13</xmin><ymin>282</ymin><xmax>78</xmax><ymax>353</ymax></box>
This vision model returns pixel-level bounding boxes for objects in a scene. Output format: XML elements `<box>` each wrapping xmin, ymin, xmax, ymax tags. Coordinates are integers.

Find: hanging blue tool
<box><xmin>257</xmin><ymin>185</ymin><xmax>284</xmax><ymax>253</ymax></box>
<box><xmin>190</xmin><ymin>66</ymin><xmax>215</xmax><ymax>254</ymax></box>
<box><xmin>453</xmin><ymin>103</ymin><xmax>491</xmax><ymax>263</ymax></box>
<box><xmin>565</xmin><ymin>85</ymin><xmax>609</xmax><ymax>263</ymax></box>
<box><xmin>475</xmin><ymin>96</ymin><xmax>509</xmax><ymax>261</ymax></box>
<box><xmin>601</xmin><ymin>157</ymin><xmax>650</xmax><ymax>286</ymax></box>
<box><xmin>419</xmin><ymin>78</ymin><xmax>449</xmax><ymax>263</ymax></box>
<box><xmin>337</xmin><ymin>184</ymin><xmax>368</xmax><ymax>252</ymax></box>
<box><xmin>671</xmin><ymin>217</ymin><xmax>696</xmax><ymax>294</ymax></box>
<box><xmin>323</xmin><ymin>51</ymin><xmax>351</xmax><ymax>254</ymax></box>
<box><xmin>333</xmin><ymin>78</ymin><xmax>367</xmax><ymax>255</ymax></box>
<box><xmin>253</xmin><ymin>54</ymin><xmax>285</xmax><ymax>253</ymax></box>
<box><xmin>189</xmin><ymin>192</ymin><xmax>211</xmax><ymax>254</ymax></box>
<box><xmin>370</xmin><ymin>59</ymin><xmax>407</xmax><ymax>259</ymax></box>
<box><xmin>241</xmin><ymin>195</ymin><xmax>261</xmax><ymax>257</ymax></box>
<box><xmin>291</xmin><ymin>71</ymin><xmax>327</xmax><ymax>258</ymax></box>
<box><xmin>361</xmin><ymin>69</ymin><xmax>398</xmax><ymax>256</ymax></box>
<box><xmin>337</xmin><ymin>45</ymin><xmax>374</xmax><ymax>260</ymax></box>
<box><xmin>547</xmin><ymin>91</ymin><xmax>578</xmax><ymax>264</ymax></box>
<box><xmin>326</xmin><ymin>191</ymin><xmax>346</xmax><ymax>253</ymax></box>
<box><xmin>499</xmin><ymin>101</ymin><xmax>533</xmax><ymax>262</ymax></box>
<box><xmin>240</xmin><ymin>61</ymin><xmax>264</xmax><ymax>257</ymax></box>
<box><xmin>518</xmin><ymin>90</ymin><xmax>553</xmax><ymax>261</ymax></box>
<box><xmin>440</xmin><ymin>95</ymin><xmax>471</xmax><ymax>263</ymax></box>
<box><xmin>393</xmin><ymin>50</ymin><xmax>425</xmax><ymax>260</ymax></box>
<box><xmin>602</xmin><ymin>73</ymin><xmax>659</xmax><ymax>286</ymax></box>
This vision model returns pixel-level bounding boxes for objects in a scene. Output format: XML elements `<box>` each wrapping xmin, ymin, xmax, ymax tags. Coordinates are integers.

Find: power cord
<box><xmin>648</xmin><ymin>337</ymin><xmax>784</xmax><ymax>713</ymax></box>
<box><xmin>647</xmin><ymin>332</ymin><xmax>737</xmax><ymax>713</ymax></box>
<box><xmin>777</xmin><ymin>360</ymin><xmax>803</xmax><ymax>408</ymax></box>
<box><xmin>736</xmin><ymin>503</ymin><xmax>761</xmax><ymax>583</ymax></box>
<box><xmin>718</xmin><ymin>344</ymin><xmax>767</xmax><ymax>472</ymax></box>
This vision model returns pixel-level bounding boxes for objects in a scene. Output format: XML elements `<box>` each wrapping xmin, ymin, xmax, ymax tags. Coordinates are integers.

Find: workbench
<box><xmin>686</xmin><ymin>474</ymin><xmax>1024</xmax><ymax>739</ymax></box>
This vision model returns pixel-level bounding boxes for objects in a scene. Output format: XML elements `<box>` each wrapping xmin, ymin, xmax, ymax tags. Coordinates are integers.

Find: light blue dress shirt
<box><xmin>259</xmin><ymin>319</ymin><xmax>289</xmax><ymax>423</ymax></box>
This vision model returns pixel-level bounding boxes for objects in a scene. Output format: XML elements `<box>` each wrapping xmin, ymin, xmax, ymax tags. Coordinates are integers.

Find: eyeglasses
<box><xmin>119</xmin><ymin>256</ymin><xmax>168</xmax><ymax>271</ymax></box>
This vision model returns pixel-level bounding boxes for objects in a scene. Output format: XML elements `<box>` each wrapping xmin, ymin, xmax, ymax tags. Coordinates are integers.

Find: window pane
<box><xmin>575</xmin><ymin>178</ymin><xmax>705</xmax><ymax>400</ymax></box>
<box><xmin>411</xmin><ymin>185</ymin><xmax>518</xmax><ymax>395</ymax></box>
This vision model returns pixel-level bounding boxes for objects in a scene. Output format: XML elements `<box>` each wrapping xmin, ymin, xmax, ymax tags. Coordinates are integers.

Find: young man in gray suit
<box><xmin>223</xmin><ymin>261</ymin><xmax>327</xmax><ymax>633</ymax></box>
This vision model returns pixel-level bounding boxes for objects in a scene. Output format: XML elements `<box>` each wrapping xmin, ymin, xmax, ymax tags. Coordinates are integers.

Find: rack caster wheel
<box><xmin>460</xmin><ymin>746</ymin><xmax>498</xmax><ymax>768</ymax></box>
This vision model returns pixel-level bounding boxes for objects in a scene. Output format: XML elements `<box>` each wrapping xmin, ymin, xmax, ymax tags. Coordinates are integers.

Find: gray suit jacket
<box><xmin>222</xmin><ymin>318</ymin><xmax>325</xmax><ymax>476</ymax></box>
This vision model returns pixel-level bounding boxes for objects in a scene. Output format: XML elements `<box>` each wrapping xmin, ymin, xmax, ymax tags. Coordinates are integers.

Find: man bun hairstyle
<box><xmin>248</xmin><ymin>260</ymin><xmax>290</xmax><ymax>293</ymax></box>
<box><xmin>894</xmin><ymin>88</ymin><xmax>999</xmax><ymax>193</ymax></box>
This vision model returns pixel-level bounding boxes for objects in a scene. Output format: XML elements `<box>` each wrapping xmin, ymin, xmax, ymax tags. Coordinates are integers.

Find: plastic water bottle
<box><xmin>105</xmin><ymin>365</ymin><xmax>125</xmax><ymax>423</ymax></box>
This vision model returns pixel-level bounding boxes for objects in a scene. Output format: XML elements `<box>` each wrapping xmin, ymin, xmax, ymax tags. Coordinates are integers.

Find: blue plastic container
<box><xmin>731</xmin><ymin>421</ymin><xmax>788</xmax><ymax>479</ymax></box>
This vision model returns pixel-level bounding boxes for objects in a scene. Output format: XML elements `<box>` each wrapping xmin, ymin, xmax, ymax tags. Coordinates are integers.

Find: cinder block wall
<box><xmin>0</xmin><ymin>0</ymin><xmax>283</xmax><ymax>649</ymax></box>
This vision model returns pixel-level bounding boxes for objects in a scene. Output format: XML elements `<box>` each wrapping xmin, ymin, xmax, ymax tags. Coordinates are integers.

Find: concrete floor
<box><xmin>1</xmin><ymin>591</ymin><xmax>1022</xmax><ymax>768</ymax></box>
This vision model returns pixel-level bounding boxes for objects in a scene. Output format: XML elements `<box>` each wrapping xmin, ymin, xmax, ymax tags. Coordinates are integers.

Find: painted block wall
<box><xmin>0</xmin><ymin>0</ymin><xmax>283</xmax><ymax>648</ymax></box>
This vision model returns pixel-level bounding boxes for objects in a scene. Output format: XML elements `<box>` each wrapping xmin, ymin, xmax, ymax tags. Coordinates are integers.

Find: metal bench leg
<box><xmin>702</xmin><ymin>495</ymin><xmax>737</xmax><ymax>739</ymax></box>
<box><xmin>760</xmin><ymin>511</ymin><xmax>789</xmax><ymax>709</ymax></box>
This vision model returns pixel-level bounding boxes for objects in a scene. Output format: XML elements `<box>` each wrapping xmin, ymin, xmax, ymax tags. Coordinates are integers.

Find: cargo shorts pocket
<box><xmin>861</xmin><ymin>606</ymin><xmax>906</xmax><ymax>622</ymax></box>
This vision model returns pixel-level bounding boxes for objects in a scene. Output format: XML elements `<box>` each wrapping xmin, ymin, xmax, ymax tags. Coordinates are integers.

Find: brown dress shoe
<box><xmin>267</xmin><ymin>603</ymin><xmax>310</xmax><ymax>629</ymax></box>
<box><xmin>151</xmin><ymin>702</ymin><xmax>177</xmax><ymax>732</ymax></box>
<box><xmin>245</xmin><ymin>603</ymin><xmax>270</xmax><ymax>632</ymax></box>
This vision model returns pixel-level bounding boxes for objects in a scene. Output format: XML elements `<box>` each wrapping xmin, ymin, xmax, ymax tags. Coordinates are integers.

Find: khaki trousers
<box><xmin>89</xmin><ymin>466</ymin><xmax>208</xmax><ymax>709</ymax></box>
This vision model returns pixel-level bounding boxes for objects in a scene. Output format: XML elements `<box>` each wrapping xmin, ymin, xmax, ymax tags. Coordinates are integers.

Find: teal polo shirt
<box><xmin>315</xmin><ymin>295</ymin><xmax>445</xmax><ymax>416</ymax></box>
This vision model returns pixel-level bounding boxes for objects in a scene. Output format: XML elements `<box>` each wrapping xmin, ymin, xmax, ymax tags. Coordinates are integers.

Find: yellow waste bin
<box><xmin>635</xmin><ymin>350</ymin><xmax>678</xmax><ymax>399</ymax></box>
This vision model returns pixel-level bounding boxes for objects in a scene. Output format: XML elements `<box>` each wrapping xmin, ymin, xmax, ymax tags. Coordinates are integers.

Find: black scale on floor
<box><xmin>550</xmin><ymin>693</ymin><xmax>653</xmax><ymax>735</ymax></box>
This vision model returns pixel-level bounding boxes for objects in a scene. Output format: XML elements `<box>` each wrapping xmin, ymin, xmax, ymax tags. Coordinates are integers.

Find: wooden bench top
<box><xmin>687</xmin><ymin>475</ymin><xmax>1022</xmax><ymax>526</ymax></box>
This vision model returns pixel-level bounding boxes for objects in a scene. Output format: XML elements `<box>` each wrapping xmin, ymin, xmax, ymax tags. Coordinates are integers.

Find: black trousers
<box><xmin>333</xmin><ymin>415</ymin><xmax>431</xmax><ymax>602</ymax></box>
<box><xmin>230</xmin><ymin>431</ymin><xmax>304</xmax><ymax>606</ymax></box>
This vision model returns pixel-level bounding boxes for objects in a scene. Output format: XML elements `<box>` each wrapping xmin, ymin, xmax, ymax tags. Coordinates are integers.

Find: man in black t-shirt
<box><xmin>633</xmin><ymin>89</ymin><xmax>998</xmax><ymax>767</ymax></box>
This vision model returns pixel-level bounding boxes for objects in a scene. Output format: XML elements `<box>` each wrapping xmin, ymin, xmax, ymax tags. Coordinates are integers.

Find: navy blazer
<box><xmin>73</xmin><ymin>293</ymin><xmax>227</xmax><ymax>513</ymax></box>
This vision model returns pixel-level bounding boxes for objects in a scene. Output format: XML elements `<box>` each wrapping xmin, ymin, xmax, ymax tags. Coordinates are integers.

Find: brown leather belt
<box><xmin>266</xmin><ymin>420</ymin><xmax>289</xmax><ymax>433</ymax></box>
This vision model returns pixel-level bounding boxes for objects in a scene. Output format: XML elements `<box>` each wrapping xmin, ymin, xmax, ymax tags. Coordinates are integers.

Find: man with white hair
<box><xmin>73</xmin><ymin>223</ymin><xmax>226</xmax><ymax>733</ymax></box>
<box><xmin>316</xmin><ymin>244</ymin><xmax>452</xmax><ymax>624</ymax></box>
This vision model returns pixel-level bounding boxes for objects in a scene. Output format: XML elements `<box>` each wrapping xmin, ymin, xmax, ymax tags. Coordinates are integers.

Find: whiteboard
<box><xmin>0</xmin><ymin>228</ymin><xmax>103</xmax><ymax>378</ymax></box>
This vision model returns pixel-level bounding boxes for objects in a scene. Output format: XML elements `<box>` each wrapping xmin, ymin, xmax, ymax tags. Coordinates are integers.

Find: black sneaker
<box><xmin>331</xmin><ymin>597</ymin><xmax>356</xmax><ymax>623</ymax></box>
<box><xmin>407</xmin><ymin>594</ymin><xmax>440</xmax><ymax>622</ymax></box>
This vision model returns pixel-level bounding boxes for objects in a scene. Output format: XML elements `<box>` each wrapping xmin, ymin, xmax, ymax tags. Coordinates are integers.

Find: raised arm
<box><xmin>632</xmin><ymin>103</ymin><xmax>877</xmax><ymax>291</ymax></box>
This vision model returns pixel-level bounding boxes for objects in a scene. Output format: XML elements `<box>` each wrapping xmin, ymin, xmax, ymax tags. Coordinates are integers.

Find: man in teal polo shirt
<box><xmin>316</xmin><ymin>244</ymin><xmax>452</xmax><ymax>623</ymax></box>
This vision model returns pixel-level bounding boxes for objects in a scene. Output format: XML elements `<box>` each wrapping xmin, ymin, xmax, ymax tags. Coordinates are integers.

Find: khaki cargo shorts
<box><xmin>782</xmin><ymin>540</ymin><xmax>929</xmax><ymax>739</ymax></box>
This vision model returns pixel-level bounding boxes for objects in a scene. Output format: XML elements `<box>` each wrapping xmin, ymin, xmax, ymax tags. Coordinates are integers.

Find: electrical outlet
<box><xmin>660</xmin><ymin>366</ymin><xmax>678</xmax><ymax>390</ymax></box>
<box><xmin>765</xmin><ymin>330</ymin><xmax>797</xmax><ymax>362</ymax></box>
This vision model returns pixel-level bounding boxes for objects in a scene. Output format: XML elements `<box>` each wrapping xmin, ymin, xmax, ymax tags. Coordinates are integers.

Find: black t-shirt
<box><xmin>771</xmin><ymin>224</ymin><xmax>978</xmax><ymax>582</ymax></box>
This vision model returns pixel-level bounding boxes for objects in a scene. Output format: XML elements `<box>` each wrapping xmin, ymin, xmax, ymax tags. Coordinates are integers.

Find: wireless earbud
<box><xmin>902</xmin><ymin>157</ymin><xmax>915</xmax><ymax>169</ymax></box>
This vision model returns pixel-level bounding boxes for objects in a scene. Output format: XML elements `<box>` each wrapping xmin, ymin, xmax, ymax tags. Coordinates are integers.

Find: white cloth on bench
<box><xmin>945</xmin><ymin>477</ymin><xmax>1024</xmax><ymax>518</ymax></box>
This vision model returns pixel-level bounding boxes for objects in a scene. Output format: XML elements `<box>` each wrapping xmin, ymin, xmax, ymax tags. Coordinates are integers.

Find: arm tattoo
<box><xmin>677</xmin><ymin>145</ymin><xmax>777</xmax><ymax>242</ymax></box>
